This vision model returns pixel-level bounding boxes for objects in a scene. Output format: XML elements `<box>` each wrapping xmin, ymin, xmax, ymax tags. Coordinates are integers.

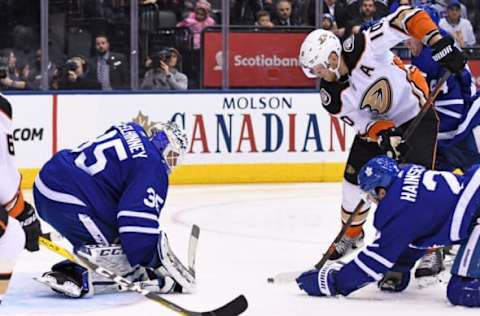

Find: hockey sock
<box><xmin>0</xmin><ymin>272</ymin><xmax>12</xmax><ymax>304</ymax></box>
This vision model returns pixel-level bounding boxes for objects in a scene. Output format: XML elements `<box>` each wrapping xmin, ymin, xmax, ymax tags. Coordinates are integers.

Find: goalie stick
<box><xmin>38</xmin><ymin>236</ymin><xmax>248</xmax><ymax>316</ymax></box>
<box><xmin>188</xmin><ymin>225</ymin><xmax>200</xmax><ymax>278</ymax></box>
<box><xmin>267</xmin><ymin>70</ymin><xmax>451</xmax><ymax>284</ymax></box>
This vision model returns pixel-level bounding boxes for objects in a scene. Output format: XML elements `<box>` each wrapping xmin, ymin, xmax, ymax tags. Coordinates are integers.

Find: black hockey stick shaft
<box><xmin>402</xmin><ymin>70</ymin><xmax>451</xmax><ymax>143</ymax></box>
<box><xmin>39</xmin><ymin>236</ymin><xmax>248</xmax><ymax>316</ymax></box>
<box><xmin>313</xmin><ymin>200</ymin><xmax>365</xmax><ymax>269</ymax></box>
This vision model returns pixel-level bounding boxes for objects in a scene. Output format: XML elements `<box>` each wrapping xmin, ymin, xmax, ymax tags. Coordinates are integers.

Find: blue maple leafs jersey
<box><xmin>411</xmin><ymin>43</ymin><xmax>480</xmax><ymax>147</ymax></box>
<box><xmin>37</xmin><ymin>122</ymin><xmax>169</xmax><ymax>266</ymax></box>
<box><xmin>335</xmin><ymin>164</ymin><xmax>480</xmax><ymax>296</ymax></box>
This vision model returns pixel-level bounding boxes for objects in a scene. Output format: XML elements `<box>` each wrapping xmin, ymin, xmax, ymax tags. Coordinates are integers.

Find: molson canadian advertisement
<box><xmin>7</xmin><ymin>93</ymin><xmax>354</xmax><ymax>186</ymax></box>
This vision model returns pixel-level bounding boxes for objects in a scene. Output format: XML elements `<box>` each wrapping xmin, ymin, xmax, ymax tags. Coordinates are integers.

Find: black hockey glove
<box><xmin>16</xmin><ymin>202</ymin><xmax>42</xmax><ymax>252</ymax></box>
<box><xmin>377</xmin><ymin>127</ymin><xmax>409</xmax><ymax>161</ymax></box>
<box><xmin>378</xmin><ymin>271</ymin><xmax>410</xmax><ymax>292</ymax></box>
<box><xmin>432</xmin><ymin>36</ymin><xmax>467</xmax><ymax>74</ymax></box>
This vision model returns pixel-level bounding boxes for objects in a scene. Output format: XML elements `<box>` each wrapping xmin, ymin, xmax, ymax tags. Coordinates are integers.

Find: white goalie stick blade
<box><xmin>188</xmin><ymin>225</ymin><xmax>200</xmax><ymax>278</ymax></box>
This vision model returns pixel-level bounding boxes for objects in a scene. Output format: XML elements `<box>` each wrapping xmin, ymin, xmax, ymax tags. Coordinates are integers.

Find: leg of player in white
<box><xmin>0</xmin><ymin>94</ymin><xmax>41</xmax><ymax>304</ymax></box>
<box><xmin>0</xmin><ymin>206</ymin><xmax>25</xmax><ymax>304</ymax></box>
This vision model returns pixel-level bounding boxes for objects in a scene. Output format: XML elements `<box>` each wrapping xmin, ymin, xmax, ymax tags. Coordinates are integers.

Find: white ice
<box><xmin>2</xmin><ymin>183</ymin><xmax>477</xmax><ymax>316</ymax></box>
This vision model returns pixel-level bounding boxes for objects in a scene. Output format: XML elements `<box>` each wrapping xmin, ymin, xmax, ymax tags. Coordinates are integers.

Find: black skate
<box><xmin>415</xmin><ymin>249</ymin><xmax>445</xmax><ymax>278</ymax></box>
<box><xmin>330</xmin><ymin>231</ymin><xmax>365</xmax><ymax>260</ymax></box>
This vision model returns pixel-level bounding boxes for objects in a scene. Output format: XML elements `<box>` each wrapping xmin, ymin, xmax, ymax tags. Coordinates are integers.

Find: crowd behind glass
<box><xmin>0</xmin><ymin>0</ymin><xmax>478</xmax><ymax>90</ymax></box>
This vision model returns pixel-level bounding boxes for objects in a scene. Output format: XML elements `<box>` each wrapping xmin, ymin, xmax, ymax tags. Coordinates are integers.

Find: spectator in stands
<box><xmin>231</xmin><ymin>0</ymin><xmax>264</xmax><ymax>25</ymax></box>
<box><xmin>89</xmin><ymin>34</ymin><xmax>129</xmax><ymax>90</ymax></box>
<box><xmin>431</xmin><ymin>0</ymin><xmax>468</xmax><ymax>19</ymax></box>
<box><xmin>272</xmin><ymin>0</ymin><xmax>301</xmax><ymax>26</ymax></box>
<box><xmin>322</xmin><ymin>13</ymin><xmax>335</xmax><ymax>31</ymax></box>
<box><xmin>348</xmin><ymin>0</ymin><xmax>385</xmax><ymax>34</ymax></box>
<box><xmin>177</xmin><ymin>0</ymin><xmax>215</xmax><ymax>50</ymax></box>
<box><xmin>344</xmin><ymin>0</ymin><xmax>389</xmax><ymax>33</ymax></box>
<box><xmin>0</xmin><ymin>49</ymin><xmax>28</xmax><ymax>90</ymax></box>
<box><xmin>439</xmin><ymin>0</ymin><xmax>476</xmax><ymax>47</ymax></box>
<box><xmin>255</xmin><ymin>10</ymin><xmax>274</xmax><ymax>27</ymax></box>
<box><xmin>303</xmin><ymin>0</ymin><xmax>347</xmax><ymax>36</ymax></box>
<box><xmin>141</xmin><ymin>48</ymin><xmax>188</xmax><ymax>90</ymax></box>
<box><xmin>52</xmin><ymin>55</ymin><xmax>101</xmax><ymax>90</ymax></box>
<box><xmin>23</xmin><ymin>49</ymin><xmax>55</xmax><ymax>90</ymax></box>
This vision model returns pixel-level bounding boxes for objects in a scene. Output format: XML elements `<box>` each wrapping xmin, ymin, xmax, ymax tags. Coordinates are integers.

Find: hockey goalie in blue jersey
<box><xmin>296</xmin><ymin>155</ymin><xmax>480</xmax><ymax>307</ymax></box>
<box><xmin>33</xmin><ymin>121</ymin><xmax>195</xmax><ymax>298</ymax></box>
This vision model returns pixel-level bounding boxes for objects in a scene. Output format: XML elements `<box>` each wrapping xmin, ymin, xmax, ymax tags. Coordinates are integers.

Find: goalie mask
<box><xmin>299</xmin><ymin>29</ymin><xmax>342</xmax><ymax>79</ymax></box>
<box><xmin>148</xmin><ymin>122</ymin><xmax>188</xmax><ymax>173</ymax></box>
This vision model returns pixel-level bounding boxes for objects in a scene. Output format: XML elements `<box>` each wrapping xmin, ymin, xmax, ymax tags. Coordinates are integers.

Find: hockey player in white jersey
<box><xmin>0</xmin><ymin>94</ymin><xmax>42</xmax><ymax>304</ymax></box>
<box><xmin>299</xmin><ymin>5</ymin><xmax>467</xmax><ymax>260</ymax></box>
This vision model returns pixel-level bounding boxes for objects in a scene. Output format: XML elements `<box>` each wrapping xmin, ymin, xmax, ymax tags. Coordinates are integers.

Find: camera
<box><xmin>151</xmin><ymin>49</ymin><xmax>173</xmax><ymax>69</ymax></box>
<box><xmin>64</xmin><ymin>60</ymin><xmax>78</xmax><ymax>72</ymax></box>
<box><xmin>57</xmin><ymin>59</ymin><xmax>79</xmax><ymax>83</ymax></box>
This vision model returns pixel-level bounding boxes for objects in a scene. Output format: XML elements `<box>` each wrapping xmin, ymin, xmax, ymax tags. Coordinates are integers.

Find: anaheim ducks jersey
<box><xmin>320</xmin><ymin>6</ymin><xmax>439</xmax><ymax>140</ymax></box>
<box><xmin>0</xmin><ymin>95</ymin><xmax>21</xmax><ymax>207</ymax></box>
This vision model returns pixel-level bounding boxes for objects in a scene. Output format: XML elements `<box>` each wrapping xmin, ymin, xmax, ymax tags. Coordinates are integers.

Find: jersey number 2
<box><xmin>423</xmin><ymin>171</ymin><xmax>462</xmax><ymax>194</ymax></box>
<box><xmin>73</xmin><ymin>130</ymin><xmax>128</xmax><ymax>175</ymax></box>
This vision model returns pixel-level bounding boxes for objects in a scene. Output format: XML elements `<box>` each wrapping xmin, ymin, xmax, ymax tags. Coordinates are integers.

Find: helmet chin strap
<box><xmin>332</xmin><ymin>67</ymin><xmax>341</xmax><ymax>80</ymax></box>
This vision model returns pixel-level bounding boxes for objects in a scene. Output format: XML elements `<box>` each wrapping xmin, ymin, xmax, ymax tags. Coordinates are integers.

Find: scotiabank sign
<box><xmin>202</xmin><ymin>31</ymin><xmax>316</xmax><ymax>88</ymax></box>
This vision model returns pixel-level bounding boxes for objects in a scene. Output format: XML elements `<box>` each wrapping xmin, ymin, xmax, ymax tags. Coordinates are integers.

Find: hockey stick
<box><xmin>188</xmin><ymin>225</ymin><xmax>200</xmax><ymax>278</ymax></box>
<box><xmin>268</xmin><ymin>71</ymin><xmax>451</xmax><ymax>284</ymax></box>
<box><xmin>38</xmin><ymin>236</ymin><xmax>248</xmax><ymax>316</ymax></box>
<box><xmin>401</xmin><ymin>70</ymin><xmax>450</xmax><ymax>145</ymax></box>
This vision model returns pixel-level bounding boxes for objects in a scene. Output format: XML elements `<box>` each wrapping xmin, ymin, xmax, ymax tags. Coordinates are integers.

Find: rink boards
<box><xmin>7</xmin><ymin>92</ymin><xmax>354</xmax><ymax>188</ymax></box>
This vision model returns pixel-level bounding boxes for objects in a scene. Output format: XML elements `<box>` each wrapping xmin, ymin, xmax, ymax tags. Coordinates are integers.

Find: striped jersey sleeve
<box><xmin>334</xmin><ymin>211</ymin><xmax>425</xmax><ymax>295</ymax></box>
<box><xmin>117</xmin><ymin>163</ymin><xmax>169</xmax><ymax>266</ymax></box>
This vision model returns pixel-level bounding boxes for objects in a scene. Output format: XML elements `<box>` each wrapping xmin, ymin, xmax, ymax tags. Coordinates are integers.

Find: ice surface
<box><xmin>2</xmin><ymin>183</ymin><xmax>477</xmax><ymax>315</ymax></box>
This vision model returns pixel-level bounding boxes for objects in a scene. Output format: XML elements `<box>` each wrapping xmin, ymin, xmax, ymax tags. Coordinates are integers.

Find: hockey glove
<box><xmin>432</xmin><ymin>36</ymin><xmax>467</xmax><ymax>74</ymax></box>
<box><xmin>296</xmin><ymin>264</ymin><xmax>340</xmax><ymax>297</ymax></box>
<box><xmin>377</xmin><ymin>127</ymin><xmax>409</xmax><ymax>161</ymax></box>
<box><xmin>16</xmin><ymin>202</ymin><xmax>42</xmax><ymax>252</ymax></box>
<box><xmin>378</xmin><ymin>271</ymin><xmax>410</xmax><ymax>292</ymax></box>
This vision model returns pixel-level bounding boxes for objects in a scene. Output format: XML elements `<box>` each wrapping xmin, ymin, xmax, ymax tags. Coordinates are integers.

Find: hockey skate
<box><xmin>330</xmin><ymin>231</ymin><xmax>365</xmax><ymax>260</ymax></box>
<box><xmin>415</xmin><ymin>249</ymin><xmax>445</xmax><ymax>278</ymax></box>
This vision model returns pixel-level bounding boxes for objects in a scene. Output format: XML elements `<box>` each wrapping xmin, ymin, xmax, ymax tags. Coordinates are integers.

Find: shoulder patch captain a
<box><xmin>360</xmin><ymin>78</ymin><xmax>392</xmax><ymax>114</ymax></box>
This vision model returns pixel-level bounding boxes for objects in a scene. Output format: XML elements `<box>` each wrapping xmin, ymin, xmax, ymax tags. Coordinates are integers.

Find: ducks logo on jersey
<box><xmin>360</xmin><ymin>77</ymin><xmax>392</xmax><ymax>114</ymax></box>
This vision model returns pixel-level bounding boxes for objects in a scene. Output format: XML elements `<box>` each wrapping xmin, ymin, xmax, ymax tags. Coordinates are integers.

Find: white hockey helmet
<box><xmin>299</xmin><ymin>29</ymin><xmax>342</xmax><ymax>78</ymax></box>
<box><xmin>148</xmin><ymin>121</ymin><xmax>188</xmax><ymax>173</ymax></box>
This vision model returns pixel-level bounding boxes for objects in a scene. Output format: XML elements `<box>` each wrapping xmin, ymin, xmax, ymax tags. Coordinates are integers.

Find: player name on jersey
<box><xmin>116</xmin><ymin>123</ymin><xmax>148</xmax><ymax>159</ymax></box>
<box><xmin>400</xmin><ymin>165</ymin><xmax>424</xmax><ymax>203</ymax></box>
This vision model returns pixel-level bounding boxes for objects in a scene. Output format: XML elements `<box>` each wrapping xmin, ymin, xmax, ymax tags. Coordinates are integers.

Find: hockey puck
<box><xmin>267</xmin><ymin>277</ymin><xmax>274</xmax><ymax>283</ymax></box>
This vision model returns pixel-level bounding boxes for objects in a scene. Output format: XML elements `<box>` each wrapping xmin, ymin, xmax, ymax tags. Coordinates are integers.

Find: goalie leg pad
<box><xmin>451</xmin><ymin>221</ymin><xmax>480</xmax><ymax>278</ymax></box>
<box><xmin>447</xmin><ymin>275</ymin><xmax>480</xmax><ymax>307</ymax></box>
<box><xmin>150</xmin><ymin>231</ymin><xmax>196</xmax><ymax>293</ymax></box>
